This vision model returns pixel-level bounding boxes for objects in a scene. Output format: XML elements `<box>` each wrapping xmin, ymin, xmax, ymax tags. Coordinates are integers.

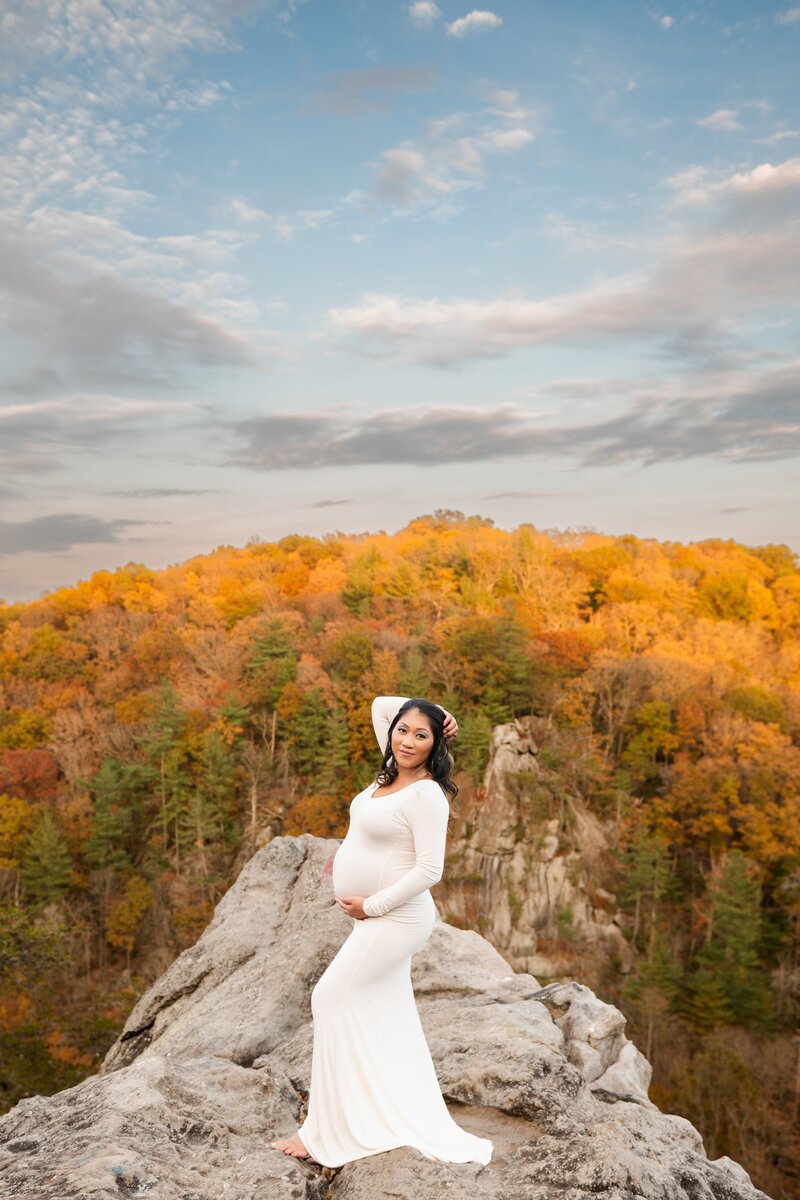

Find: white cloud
<box><xmin>488</xmin><ymin>88</ymin><xmax>527</xmax><ymax>118</ymax></box>
<box><xmin>408</xmin><ymin>1</ymin><xmax>441</xmax><ymax>27</ymax></box>
<box><xmin>0</xmin><ymin>390</ymin><xmax>200</xmax><ymax>475</ymax></box>
<box><xmin>164</xmin><ymin>80</ymin><xmax>233</xmax><ymax>112</ymax></box>
<box><xmin>659</xmin><ymin>15</ymin><xmax>674</xmax><ymax>29</ymax></box>
<box><xmin>373</xmin><ymin>96</ymin><xmax>536</xmax><ymax>210</ymax></box>
<box><xmin>0</xmin><ymin>0</ymin><xmax>287</xmax><ymax>396</ymax></box>
<box><xmin>0</xmin><ymin>213</ymin><xmax>255</xmax><ymax>393</ymax></box>
<box><xmin>0</xmin><ymin>513</ymin><xmax>148</xmax><ymax>556</ymax></box>
<box><xmin>0</xmin><ymin>0</ymin><xmax>231</xmax><ymax>78</ymax></box>
<box><xmin>229</xmin><ymin>197</ymin><xmax>272</xmax><ymax>223</ymax></box>
<box><xmin>327</xmin><ymin>155</ymin><xmax>800</xmax><ymax>366</ymax></box>
<box><xmin>775</xmin><ymin>6</ymin><xmax>800</xmax><ymax>23</ymax></box>
<box><xmin>230</xmin><ymin>359</ymin><xmax>800</xmax><ymax>470</ymax></box>
<box><xmin>541</xmin><ymin>213</ymin><xmax>650</xmax><ymax>253</ymax></box>
<box><xmin>486</xmin><ymin>128</ymin><xmax>533</xmax><ymax>151</ymax></box>
<box><xmin>274</xmin><ymin>209</ymin><xmax>336</xmax><ymax>239</ymax></box>
<box><xmin>446</xmin><ymin>10</ymin><xmax>503</xmax><ymax>38</ymax></box>
<box><xmin>0</xmin><ymin>392</ymin><xmax>194</xmax><ymax>426</ymax></box>
<box><xmin>697</xmin><ymin>108</ymin><xmax>743</xmax><ymax>133</ymax></box>
<box><xmin>375</xmin><ymin>148</ymin><xmax>445</xmax><ymax>204</ymax></box>
<box><xmin>328</xmin><ymin>225</ymin><xmax>799</xmax><ymax>365</ymax></box>
<box><xmin>758</xmin><ymin>128</ymin><xmax>800</xmax><ymax>145</ymax></box>
<box><xmin>666</xmin><ymin>156</ymin><xmax>800</xmax><ymax>211</ymax></box>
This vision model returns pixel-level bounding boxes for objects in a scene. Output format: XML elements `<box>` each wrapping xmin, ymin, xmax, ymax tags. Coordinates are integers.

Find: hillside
<box><xmin>1</xmin><ymin>511</ymin><xmax>799</xmax><ymax>1196</ymax></box>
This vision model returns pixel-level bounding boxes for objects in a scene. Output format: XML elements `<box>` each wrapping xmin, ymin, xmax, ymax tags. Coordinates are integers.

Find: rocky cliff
<box><xmin>440</xmin><ymin>716</ymin><xmax>635</xmax><ymax>982</ymax></box>
<box><xmin>0</xmin><ymin>834</ymin><xmax>770</xmax><ymax>1199</ymax></box>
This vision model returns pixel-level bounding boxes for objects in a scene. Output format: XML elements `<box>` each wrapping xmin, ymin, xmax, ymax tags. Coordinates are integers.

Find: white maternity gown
<box><xmin>296</xmin><ymin>695</ymin><xmax>493</xmax><ymax>1169</ymax></box>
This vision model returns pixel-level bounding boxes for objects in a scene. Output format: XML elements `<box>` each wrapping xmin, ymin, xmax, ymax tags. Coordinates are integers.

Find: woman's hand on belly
<box><xmin>336</xmin><ymin>895</ymin><xmax>368</xmax><ymax>920</ymax></box>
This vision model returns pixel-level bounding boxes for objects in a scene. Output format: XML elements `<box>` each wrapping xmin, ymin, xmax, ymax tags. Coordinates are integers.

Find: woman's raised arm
<box><xmin>371</xmin><ymin>696</ymin><xmax>411</xmax><ymax>754</ymax></box>
<box><xmin>371</xmin><ymin>696</ymin><xmax>458</xmax><ymax>753</ymax></box>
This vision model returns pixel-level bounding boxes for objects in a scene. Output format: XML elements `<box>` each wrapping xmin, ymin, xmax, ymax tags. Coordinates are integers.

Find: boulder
<box><xmin>0</xmin><ymin>834</ymin><xmax>772</xmax><ymax>1199</ymax></box>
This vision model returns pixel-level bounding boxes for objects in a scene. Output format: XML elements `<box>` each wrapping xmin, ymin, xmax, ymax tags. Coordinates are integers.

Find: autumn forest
<box><xmin>1</xmin><ymin>511</ymin><xmax>799</xmax><ymax>1197</ymax></box>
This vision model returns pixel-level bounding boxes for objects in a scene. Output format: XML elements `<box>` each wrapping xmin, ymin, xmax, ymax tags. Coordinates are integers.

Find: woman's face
<box><xmin>391</xmin><ymin>708</ymin><xmax>434</xmax><ymax>772</ymax></box>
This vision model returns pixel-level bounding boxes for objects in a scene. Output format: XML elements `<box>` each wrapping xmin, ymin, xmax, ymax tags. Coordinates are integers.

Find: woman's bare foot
<box><xmin>269</xmin><ymin>1133</ymin><xmax>310</xmax><ymax>1158</ymax></box>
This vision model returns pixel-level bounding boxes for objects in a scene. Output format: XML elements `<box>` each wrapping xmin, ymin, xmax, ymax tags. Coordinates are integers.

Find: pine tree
<box><xmin>136</xmin><ymin>682</ymin><xmax>189</xmax><ymax>866</ymax></box>
<box><xmin>291</xmin><ymin>688</ymin><xmax>332</xmax><ymax>777</ymax></box>
<box><xmin>84</xmin><ymin>759</ymin><xmax>135</xmax><ymax>873</ymax></box>
<box><xmin>245</xmin><ymin>619</ymin><xmax>297</xmax><ymax>708</ymax></box>
<box><xmin>457</xmin><ymin>710</ymin><xmax>494</xmax><ymax>785</ymax></box>
<box><xmin>317</xmin><ymin>706</ymin><xmax>351</xmax><ymax>795</ymax></box>
<box><xmin>218</xmin><ymin>690</ymin><xmax>251</xmax><ymax>741</ymax></box>
<box><xmin>622</xmin><ymin>931</ymin><xmax>682</xmax><ymax>1061</ymax></box>
<box><xmin>683</xmin><ymin>965</ymin><xmax>735</xmax><ymax>1032</ymax></box>
<box><xmin>20</xmin><ymin>810</ymin><xmax>73</xmax><ymax>904</ymax></box>
<box><xmin>397</xmin><ymin>647</ymin><xmax>432</xmax><ymax>698</ymax></box>
<box><xmin>692</xmin><ymin>850</ymin><xmax>775</xmax><ymax>1030</ymax></box>
<box><xmin>617</xmin><ymin>830</ymin><xmax>681</xmax><ymax>954</ymax></box>
<box><xmin>180</xmin><ymin>729</ymin><xmax>237</xmax><ymax>870</ymax></box>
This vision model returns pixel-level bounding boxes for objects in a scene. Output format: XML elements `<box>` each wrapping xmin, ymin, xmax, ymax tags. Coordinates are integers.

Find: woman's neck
<box><xmin>393</xmin><ymin>765</ymin><xmax>432</xmax><ymax>786</ymax></box>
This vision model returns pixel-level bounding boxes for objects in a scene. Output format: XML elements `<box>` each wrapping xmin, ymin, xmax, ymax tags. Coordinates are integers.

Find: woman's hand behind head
<box><xmin>440</xmin><ymin>709</ymin><xmax>458</xmax><ymax>742</ymax></box>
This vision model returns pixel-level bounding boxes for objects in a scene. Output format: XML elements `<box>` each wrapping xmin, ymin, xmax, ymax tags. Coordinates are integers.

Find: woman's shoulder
<box><xmin>409</xmin><ymin>776</ymin><xmax>449</xmax><ymax>805</ymax></box>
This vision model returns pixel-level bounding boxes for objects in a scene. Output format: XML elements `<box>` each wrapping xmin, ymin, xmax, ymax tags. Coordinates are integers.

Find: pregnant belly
<box><xmin>332</xmin><ymin>837</ymin><xmax>388</xmax><ymax>898</ymax></box>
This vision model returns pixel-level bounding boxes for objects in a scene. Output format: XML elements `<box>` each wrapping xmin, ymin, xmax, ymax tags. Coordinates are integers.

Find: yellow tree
<box><xmin>105</xmin><ymin>875</ymin><xmax>154</xmax><ymax>975</ymax></box>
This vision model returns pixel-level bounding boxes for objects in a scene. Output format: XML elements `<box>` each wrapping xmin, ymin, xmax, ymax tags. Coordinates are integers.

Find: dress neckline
<box><xmin>369</xmin><ymin>778</ymin><xmax>431</xmax><ymax>799</ymax></box>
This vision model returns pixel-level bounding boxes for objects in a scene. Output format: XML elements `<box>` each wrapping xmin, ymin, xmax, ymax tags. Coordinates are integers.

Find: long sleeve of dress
<box><xmin>371</xmin><ymin>695</ymin><xmax>411</xmax><ymax>753</ymax></box>
<box><xmin>362</xmin><ymin>782</ymin><xmax>450</xmax><ymax>917</ymax></box>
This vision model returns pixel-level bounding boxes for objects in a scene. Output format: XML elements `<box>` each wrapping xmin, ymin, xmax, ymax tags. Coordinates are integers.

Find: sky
<box><xmin>1</xmin><ymin>0</ymin><xmax>799</xmax><ymax>603</ymax></box>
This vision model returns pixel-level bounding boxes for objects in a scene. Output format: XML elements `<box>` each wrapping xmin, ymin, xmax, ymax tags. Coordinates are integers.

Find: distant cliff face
<box><xmin>439</xmin><ymin>717</ymin><xmax>635</xmax><ymax>983</ymax></box>
<box><xmin>0</xmin><ymin>835</ymin><xmax>770</xmax><ymax>1199</ymax></box>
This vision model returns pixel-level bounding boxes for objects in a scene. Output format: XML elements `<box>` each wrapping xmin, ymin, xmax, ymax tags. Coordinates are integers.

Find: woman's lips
<box><xmin>398</xmin><ymin>749</ymin><xmax>414</xmax><ymax>756</ymax></box>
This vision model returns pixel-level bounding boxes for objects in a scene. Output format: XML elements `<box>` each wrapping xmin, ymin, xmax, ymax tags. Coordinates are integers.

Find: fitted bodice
<box><xmin>332</xmin><ymin>779</ymin><xmax>447</xmax><ymax>919</ymax></box>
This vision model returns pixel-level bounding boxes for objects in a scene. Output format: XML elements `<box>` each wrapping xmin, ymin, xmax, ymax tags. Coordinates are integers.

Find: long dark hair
<box><xmin>374</xmin><ymin>698</ymin><xmax>459</xmax><ymax>802</ymax></box>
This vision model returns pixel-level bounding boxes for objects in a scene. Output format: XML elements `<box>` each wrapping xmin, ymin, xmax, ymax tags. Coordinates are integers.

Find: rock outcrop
<box><xmin>0</xmin><ymin>834</ymin><xmax>771</xmax><ymax>1199</ymax></box>
<box><xmin>440</xmin><ymin>717</ymin><xmax>635</xmax><ymax>980</ymax></box>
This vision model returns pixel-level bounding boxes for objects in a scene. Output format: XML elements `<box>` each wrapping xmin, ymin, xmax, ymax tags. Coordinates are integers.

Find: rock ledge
<box><xmin>0</xmin><ymin>835</ymin><xmax>772</xmax><ymax>1199</ymax></box>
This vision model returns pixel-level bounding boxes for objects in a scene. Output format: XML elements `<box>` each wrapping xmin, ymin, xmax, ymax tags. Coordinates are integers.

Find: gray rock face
<box><xmin>439</xmin><ymin>717</ymin><xmax>636</xmax><ymax>980</ymax></box>
<box><xmin>0</xmin><ymin>835</ymin><xmax>772</xmax><ymax>1199</ymax></box>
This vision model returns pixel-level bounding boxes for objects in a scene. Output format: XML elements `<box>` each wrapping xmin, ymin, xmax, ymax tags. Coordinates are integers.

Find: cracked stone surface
<box><xmin>0</xmin><ymin>834</ymin><xmax>773</xmax><ymax>1199</ymax></box>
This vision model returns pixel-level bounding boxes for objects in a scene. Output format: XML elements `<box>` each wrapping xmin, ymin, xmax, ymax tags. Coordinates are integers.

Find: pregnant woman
<box><xmin>270</xmin><ymin>694</ymin><xmax>493</xmax><ymax>1168</ymax></box>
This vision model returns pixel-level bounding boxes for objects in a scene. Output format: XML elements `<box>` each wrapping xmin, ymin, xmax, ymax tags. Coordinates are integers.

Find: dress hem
<box><xmin>294</xmin><ymin>1128</ymin><xmax>493</xmax><ymax>1170</ymax></box>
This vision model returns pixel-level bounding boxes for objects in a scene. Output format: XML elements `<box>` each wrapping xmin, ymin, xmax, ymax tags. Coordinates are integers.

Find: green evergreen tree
<box><xmin>180</xmin><ymin>728</ymin><xmax>237</xmax><ymax>863</ymax></box>
<box><xmin>245</xmin><ymin>619</ymin><xmax>297</xmax><ymax>708</ymax></box>
<box><xmin>317</xmin><ymin>706</ymin><xmax>351</xmax><ymax>795</ymax></box>
<box><xmin>446</xmin><ymin>614</ymin><xmax>534</xmax><ymax>719</ymax></box>
<box><xmin>690</xmin><ymin>850</ymin><xmax>775</xmax><ymax>1031</ymax></box>
<box><xmin>397</xmin><ymin>647</ymin><xmax>432</xmax><ymax>698</ymax></box>
<box><xmin>136</xmin><ymin>682</ymin><xmax>191</xmax><ymax>868</ymax></box>
<box><xmin>20</xmin><ymin>810</ymin><xmax>73</xmax><ymax>904</ymax></box>
<box><xmin>219</xmin><ymin>690</ymin><xmax>251</xmax><ymax>738</ymax></box>
<box><xmin>683</xmin><ymin>964</ymin><xmax>735</xmax><ymax>1032</ymax></box>
<box><xmin>84</xmin><ymin>759</ymin><xmax>135</xmax><ymax>873</ymax></box>
<box><xmin>457</xmin><ymin>709</ymin><xmax>494</xmax><ymax>784</ymax></box>
<box><xmin>617</xmin><ymin>830</ymin><xmax>681</xmax><ymax>955</ymax></box>
<box><xmin>290</xmin><ymin>688</ymin><xmax>332</xmax><ymax>777</ymax></box>
<box><xmin>637</xmin><ymin>931</ymin><xmax>682</xmax><ymax>1001</ymax></box>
